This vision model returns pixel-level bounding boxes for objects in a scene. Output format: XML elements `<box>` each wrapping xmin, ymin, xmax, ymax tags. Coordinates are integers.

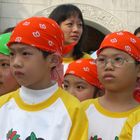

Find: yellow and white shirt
<box><xmin>0</xmin><ymin>84</ymin><xmax>88</xmax><ymax>140</ymax></box>
<box><xmin>82</xmin><ymin>98</ymin><xmax>140</xmax><ymax>140</ymax></box>
<box><xmin>63</xmin><ymin>52</ymin><xmax>91</xmax><ymax>73</ymax></box>
<box><xmin>119</xmin><ymin>109</ymin><xmax>140</xmax><ymax>140</ymax></box>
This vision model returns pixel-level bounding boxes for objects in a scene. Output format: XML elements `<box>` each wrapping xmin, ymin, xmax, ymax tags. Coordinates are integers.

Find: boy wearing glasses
<box><xmin>82</xmin><ymin>31</ymin><xmax>140</xmax><ymax>140</ymax></box>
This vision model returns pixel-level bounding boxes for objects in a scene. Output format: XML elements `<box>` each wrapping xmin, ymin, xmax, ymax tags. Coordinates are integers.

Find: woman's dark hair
<box><xmin>134</xmin><ymin>27</ymin><xmax>140</xmax><ymax>35</ymax></box>
<box><xmin>49</xmin><ymin>4</ymin><xmax>86</xmax><ymax>60</ymax></box>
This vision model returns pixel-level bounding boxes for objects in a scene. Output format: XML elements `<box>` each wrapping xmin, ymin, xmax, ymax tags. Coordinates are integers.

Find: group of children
<box><xmin>0</xmin><ymin>3</ymin><xmax>140</xmax><ymax>140</ymax></box>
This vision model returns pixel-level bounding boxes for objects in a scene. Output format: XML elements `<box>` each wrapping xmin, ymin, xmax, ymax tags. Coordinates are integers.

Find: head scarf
<box><xmin>65</xmin><ymin>58</ymin><xmax>101</xmax><ymax>89</ymax></box>
<box><xmin>7</xmin><ymin>17</ymin><xmax>64</xmax><ymax>55</ymax></box>
<box><xmin>0</xmin><ymin>33</ymin><xmax>11</xmax><ymax>55</ymax></box>
<box><xmin>62</xmin><ymin>42</ymin><xmax>77</xmax><ymax>55</ymax></box>
<box><xmin>97</xmin><ymin>31</ymin><xmax>140</xmax><ymax>62</ymax></box>
<box><xmin>7</xmin><ymin>17</ymin><xmax>65</xmax><ymax>85</ymax></box>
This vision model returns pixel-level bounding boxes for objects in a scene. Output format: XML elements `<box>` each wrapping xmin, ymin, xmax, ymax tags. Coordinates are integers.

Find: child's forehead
<box><xmin>9</xmin><ymin>43</ymin><xmax>37</xmax><ymax>51</ymax></box>
<box><xmin>64</xmin><ymin>74</ymin><xmax>87</xmax><ymax>84</ymax></box>
<box><xmin>99</xmin><ymin>48</ymin><xmax>130</xmax><ymax>56</ymax></box>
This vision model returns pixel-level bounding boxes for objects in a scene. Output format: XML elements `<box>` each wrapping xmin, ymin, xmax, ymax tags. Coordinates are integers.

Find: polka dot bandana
<box><xmin>65</xmin><ymin>58</ymin><xmax>101</xmax><ymax>89</ymax></box>
<box><xmin>97</xmin><ymin>31</ymin><xmax>140</xmax><ymax>62</ymax></box>
<box><xmin>0</xmin><ymin>33</ymin><xmax>11</xmax><ymax>55</ymax></box>
<box><xmin>7</xmin><ymin>17</ymin><xmax>64</xmax><ymax>55</ymax></box>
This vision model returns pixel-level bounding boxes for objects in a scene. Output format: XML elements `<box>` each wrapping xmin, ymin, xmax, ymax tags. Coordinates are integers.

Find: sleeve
<box><xmin>119</xmin><ymin>111</ymin><xmax>140</xmax><ymax>140</ymax></box>
<box><xmin>68</xmin><ymin>107</ymin><xmax>88</xmax><ymax>140</ymax></box>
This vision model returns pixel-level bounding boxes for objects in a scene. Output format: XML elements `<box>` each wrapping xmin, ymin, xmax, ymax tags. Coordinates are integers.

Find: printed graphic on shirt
<box><xmin>90</xmin><ymin>135</ymin><xmax>119</xmax><ymax>140</ymax></box>
<box><xmin>7</xmin><ymin>129</ymin><xmax>45</xmax><ymax>140</ymax></box>
<box><xmin>7</xmin><ymin>128</ymin><xmax>20</xmax><ymax>140</ymax></box>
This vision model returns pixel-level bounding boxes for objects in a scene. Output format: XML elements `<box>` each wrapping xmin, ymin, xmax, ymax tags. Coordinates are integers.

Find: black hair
<box><xmin>93</xmin><ymin>87</ymin><xmax>104</xmax><ymax>98</ymax></box>
<box><xmin>37</xmin><ymin>48</ymin><xmax>52</xmax><ymax>58</ymax></box>
<box><xmin>134</xmin><ymin>27</ymin><xmax>140</xmax><ymax>35</ymax></box>
<box><xmin>49</xmin><ymin>4</ymin><xmax>86</xmax><ymax>60</ymax></box>
<box><xmin>2</xmin><ymin>26</ymin><xmax>15</xmax><ymax>33</ymax></box>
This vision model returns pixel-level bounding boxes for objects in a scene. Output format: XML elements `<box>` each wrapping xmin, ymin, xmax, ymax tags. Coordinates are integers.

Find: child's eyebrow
<box><xmin>63</xmin><ymin>80</ymin><xmax>69</xmax><ymax>83</ymax></box>
<box><xmin>0</xmin><ymin>59</ymin><xmax>9</xmax><ymax>62</ymax></box>
<box><xmin>9</xmin><ymin>47</ymin><xmax>31</xmax><ymax>52</ymax></box>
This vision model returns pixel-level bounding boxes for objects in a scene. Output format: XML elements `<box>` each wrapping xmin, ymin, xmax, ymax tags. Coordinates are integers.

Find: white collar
<box><xmin>19</xmin><ymin>83</ymin><xmax>58</xmax><ymax>104</ymax></box>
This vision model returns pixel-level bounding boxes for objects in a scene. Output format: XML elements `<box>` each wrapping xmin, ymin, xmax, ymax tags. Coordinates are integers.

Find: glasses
<box><xmin>96</xmin><ymin>55</ymin><xmax>136</xmax><ymax>68</ymax></box>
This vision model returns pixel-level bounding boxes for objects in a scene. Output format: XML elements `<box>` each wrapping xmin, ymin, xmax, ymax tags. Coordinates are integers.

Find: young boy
<box><xmin>119</xmin><ymin>108</ymin><xmax>140</xmax><ymax>140</ymax></box>
<box><xmin>63</xmin><ymin>58</ymin><xmax>103</xmax><ymax>101</ymax></box>
<box><xmin>0</xmin><ymin>17</ymin><xmax>88</xmax><ymax>140</ymax></box>
<box><xmin>82</xmin><ymin>31</ymin><xmax>140</xmax><ymax>140</ymax></box>
<box><xmin>0</xmin><ymin>33</ymin><xmax>19</xmax><ymax>96</ymax></box>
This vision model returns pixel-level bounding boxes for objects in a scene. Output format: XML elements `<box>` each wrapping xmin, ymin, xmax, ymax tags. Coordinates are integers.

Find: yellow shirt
<box><xmin>119</xmin><ymin>109</ymin><xmax>140</xmax><ymax>140</ymax></box>
<box><xmin>82</xmin><ymin>98</ymin><xmax>140</xmax><ymax>140</ymax></box>
<box><xmin>0</xmin><ymin>87</ymin><xmax>88</xmax><ymax>140</ymax></box>
<box><xmin>63</xmin><ymin>52</ymin><xmax>91</xmax><ymax>73</ymax></box>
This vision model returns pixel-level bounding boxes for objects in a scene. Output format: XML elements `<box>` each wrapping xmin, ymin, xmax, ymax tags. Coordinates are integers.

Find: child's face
<box><xmin>9</xmin><ymin>43</ymin><xmax>53</xmax><ymax>89</ymax></box>
<box><xmin>97</xmin><ymin>48</ymin><xmax>140</xmax><ymax>91</ymax></box>
<box><xmin>0</xmin><ymin>53</ymin><xmax>19</xmax><ymax>95</ymax></box>
<box><xmin>63</xmin><ymin>74</ymin><xmax>96</xmax><ymax>101</ymax></box>
<box><xmin>60</xmin><ymin>16</ymin><xmax>83</xmax><ymax>45</ymax></box>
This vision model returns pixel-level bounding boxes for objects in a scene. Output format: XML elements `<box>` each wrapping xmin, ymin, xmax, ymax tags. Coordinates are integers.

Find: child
<box><xmin>0</xmin><ymin>33</ymin><xmax>19</xmax><ymax>96</ymax></box>
<box><xmin>133</xmin><ymin>27</ymin><xmax>140</xmax><ymax>102</ymax></box>
<box><xmin>63</xmin><ymin>58</ymin><xmax>103</xmax><ymax>101</ymax></box>
<box><xmin>0</xmin><ymin>17</ymin><xmax>88</xmax><ymax>139</ymax></box>
<box><xmin>82</xmin><ymin>31</ymin><xmax>140</xmax><ymax>140</ymax></box>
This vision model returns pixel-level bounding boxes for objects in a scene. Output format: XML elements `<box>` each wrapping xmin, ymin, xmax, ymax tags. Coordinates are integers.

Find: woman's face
<box><xmin>60</xmin><ymin>16</ymin><xmax>83</xmax><ymax>45</ymax></box>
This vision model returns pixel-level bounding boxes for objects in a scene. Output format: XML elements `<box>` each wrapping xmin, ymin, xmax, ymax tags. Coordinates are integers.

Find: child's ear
<box><xmin>136</xmin><ymin>64</ymin><xmax>140</xmax><ymax>78</ymax></box>
<box><xmin>47</xmin><ymin>53</ymin><xmax>61</xmax><ymax>68</ymax></box>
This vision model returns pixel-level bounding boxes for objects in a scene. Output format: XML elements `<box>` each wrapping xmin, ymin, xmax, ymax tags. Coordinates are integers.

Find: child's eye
<box><xmin>22</xmin><ymin>52</ymin><xmax>32</xmax><ymax>56</ymax></box>
<box><xmin>96</xmin><ymin>57</ymin><xmax>106</xmax><ymax>63</ymax></box>
<box><xmin>0</xmin><ymin>63</ymin><xmax>10</xmax><ymax>68</ymax></box>
<box><xmin>77</xmin><ymin>85</ymin><xmax>84</xmax><ymax>90</ymax></box>
<box><xmin>63</xmin><ymin>84</ymin><xmax>69</xmax><ymax>89</ymax></box>
<box><xmin>10</xmin><ymin>52</ymin><xmax>14</xmax><ymax>56</ymax></box>
<box><xmin>114</xmin><ymin>56</ymin><xmax>124</xmax><ymax>62</ymax></box>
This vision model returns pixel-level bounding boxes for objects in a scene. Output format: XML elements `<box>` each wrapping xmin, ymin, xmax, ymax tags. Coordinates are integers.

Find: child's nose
<box><xmin>104</xmin><ymin>59</ymin><xmax>114</xmax><ymax>70</ymax></box>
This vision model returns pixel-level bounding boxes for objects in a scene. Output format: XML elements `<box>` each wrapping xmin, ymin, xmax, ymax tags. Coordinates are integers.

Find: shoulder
<box><xmin>58</xmin><ymin>87</ymin><xmax>81</xmax><ymax>107</ymax></box>
<box><xmin>127</xmin><ymin>109</ymin><xmax>140</xmax><ymax>126</ymax></box>
<box><xmin>81</xmin><ymin>98</ymin><xmax>97</xmax><ymax>111</ymax></box>
<box><xmin>57</xmin><ymin>87</ymin><xmax>88</xmax><ymax>119</ymax></box>
<box><xmin>0</xmin><ymin>89</ymin><xmax>19</xmax><ymax>107</ymax></box>
<box><xmin>83</xmin><ymin>52</ymin><xmax>91</xmax><ymax>58</ymax></box>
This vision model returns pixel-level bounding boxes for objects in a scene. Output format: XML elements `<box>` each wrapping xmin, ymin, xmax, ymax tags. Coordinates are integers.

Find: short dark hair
<box><xmin>3</xmin><ymin>26</ymin><xmax>15</xmax><ymax>33</ymax></box>
<box><xmin>49</xmin><ymin>4</ymin><xmax>86</xmax><ymax>60</ymax></box>
<box><xmin>134</xmin><ymin>27</ymin><xmax>140</xmax><ymax>35</ymax></box>
<box><xmin>37</xmin><ymin>48</ymin><xmax>52</xmax><ymax>58</ymax></box>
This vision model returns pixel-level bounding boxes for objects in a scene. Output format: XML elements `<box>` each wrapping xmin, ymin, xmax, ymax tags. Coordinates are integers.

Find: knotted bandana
<box><xmin>97</xmin><ymin>31</ymin><xmax>140</xmax><ymax>62</ymax></box>
<box><xmin>65</xmin><ymin>58</ymin><xmax>101</xmax><ymax>88</ymax></box>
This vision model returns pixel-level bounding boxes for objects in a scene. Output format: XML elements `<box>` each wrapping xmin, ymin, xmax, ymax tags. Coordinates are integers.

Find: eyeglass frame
<box><xmin>95</xmin><ymin>55</ymin><xmax>139</xmax><ymax>68</ymax></box>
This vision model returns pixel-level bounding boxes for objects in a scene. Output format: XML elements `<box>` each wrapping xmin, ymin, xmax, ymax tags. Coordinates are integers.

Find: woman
<box><xmin>49</xmin><ymin>4</ymin><xmax>91</xmax><ymax>72</ymax></box>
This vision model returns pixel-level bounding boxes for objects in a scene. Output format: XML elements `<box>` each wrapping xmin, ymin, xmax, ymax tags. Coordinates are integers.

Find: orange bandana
<box><xmin>65</xmin><ymin>58</ymin><xmax>101</xmax><ymax>89</ymax></box>
<box><xmin>97</xmin><ymin>31</ymin><xmax>140</xmax><ymax>62</ymax></box>
<box><xmin>7</xmin><ymin>17</ymin><xmax>64</xmax><ymax>55</ymax></box>
<box><xmin>7</xmin><ymin>17</ymin><xmax>65</xmax><ymax>86</ymax></box>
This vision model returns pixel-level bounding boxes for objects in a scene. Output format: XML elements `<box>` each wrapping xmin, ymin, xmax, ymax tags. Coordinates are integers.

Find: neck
<box><xmin>63</xmin><ymin>50</ymin><xmax>73</xmax><ymax>58</ymax></box>
<box><xmin>99</xmin><ymin>88</ymin><xmax>139</xmax><ymax>112</ymax></box>
<box><xmin>20</xmin><ymin>83</ymin><xmax>58</xmax><ymax>104</ymax></box>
